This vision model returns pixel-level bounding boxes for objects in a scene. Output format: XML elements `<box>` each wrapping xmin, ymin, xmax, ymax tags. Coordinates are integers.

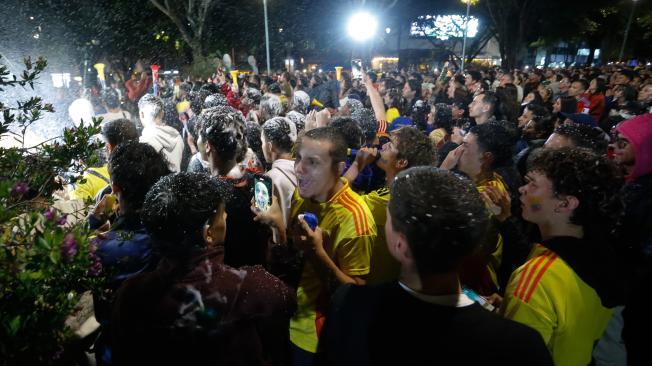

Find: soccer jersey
<box><xmin>70</xmin><ymin>165</ymin><xmax>110</xmax><ymax>201</ymax></box>
<box><xmin>289</xmin><ymin>178</ymin><xmax>376</xmax><ymax>353</ymax></box>
<box><xmin>477</xmin><ymin>172</ymin><xmax>507</xmax><ymax>291</ymax></box>
<box><xmin>360</xmin><ymin>188</ymin><xmax>400</xmax><ymax>284</ymax></box>
<box><xmin>376</xmin><ymin>119</ymin><xmax>390</xmax><ymax>140</ymax></box>
<box><xmin>501</xmin><ymin>243</ymin><xmax>614</xmax><ymax>366</ymax></box>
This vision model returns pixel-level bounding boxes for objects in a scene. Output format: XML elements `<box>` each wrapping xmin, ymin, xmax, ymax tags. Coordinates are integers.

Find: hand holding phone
<box><xmin>351</xmin><ymin>59</ymin><xmax>363</xmax><ymax>80</ymax></box>
<box><xmin>251</xmin><ymin>180</ymin><xmax>286</xmax><ymax>243</ymax></box>
<box><xmin>253</xmin><ymin>175</ymin><xmax>273</xmax><ymax>212</ymax></box>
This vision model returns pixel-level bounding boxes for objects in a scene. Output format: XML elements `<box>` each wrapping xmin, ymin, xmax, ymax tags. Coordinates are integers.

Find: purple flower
<box><xmin>57</xmin><ymin>215</ymin><xmax>68</xmax><ymax>226</ymax></box>
<box><xmin>43</xmin><ymin>207</ymin><xmax>57</xmax><ymax>221</ymax></box>
<box><xmin>11</xmin><ymin>182</ymin><xmax>29</xmax><ymax>195</ymax></box>
<box><xmin>88</xmin><ymin>252</ymin><xmax>102</xmax><ymax>276</ymax></box>
<box><xmin>60</xmin><ymin>233</ymin><xmax>77</xmax><ymax>260</ymax></box>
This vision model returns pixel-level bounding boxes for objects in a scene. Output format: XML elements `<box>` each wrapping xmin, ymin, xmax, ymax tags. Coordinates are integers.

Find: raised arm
<box><xmin>364</xmin><ymin>72</ymin><xmax>386</xmax><ymax>123</ymax></box>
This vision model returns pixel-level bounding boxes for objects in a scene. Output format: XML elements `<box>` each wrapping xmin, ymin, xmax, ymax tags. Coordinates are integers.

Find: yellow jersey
<box><xmin>360</xmin><ymin>187</ymin><xmax>400</xmax><ymax>285</ymax></box>
<box><xmin>501</xmin><ymin>244</ymin><xmax>613</xmax><ymax>366</ymax></box>
<box><xmin>289</xmin><ymin>178</ymin><xmax>376</xmax><ymax>353</ymax></box>
<box><xmin>477</xmin><ymin>172</ymin><xmax>507</xmax><ymax>290</ymax></box>
<box><xmin>70</xmin><ymin>165</ymin><xmax>110</xmax><ymax>202</ymax></box>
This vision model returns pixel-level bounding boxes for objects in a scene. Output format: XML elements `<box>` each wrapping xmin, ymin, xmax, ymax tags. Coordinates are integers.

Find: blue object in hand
<box><xmin>302</xmin><ymin>212</ymin><xmax>318</xmax><ymax>230</ymax></box>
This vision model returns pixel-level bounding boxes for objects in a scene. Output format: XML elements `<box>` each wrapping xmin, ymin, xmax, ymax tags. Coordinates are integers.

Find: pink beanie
<box><xmin>616</xmin><ymin>113</ymin><xmax>652</xmax><ymax>181</ymax></box>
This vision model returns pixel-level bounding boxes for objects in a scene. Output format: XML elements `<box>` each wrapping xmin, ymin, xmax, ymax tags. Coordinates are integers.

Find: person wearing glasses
<box><xmin>610</xmin><ymin>113</ymin><xmax>652</xmax><ymax>364</ymax></box>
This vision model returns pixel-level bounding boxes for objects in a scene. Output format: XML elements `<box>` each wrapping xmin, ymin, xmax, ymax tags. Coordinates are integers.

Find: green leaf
<box><xmin>37</xmin><ymin>237</ymin><xmax>51</xmax><ymax>250</ymax></box>
<box><xmin>8</xmin><ymin>315</ymin><xmax>21</xmax><ymax>336</ymax></box>
<box><xmin>49</xmin><ymin>251</ymin><xmax>59</xmax><ymax>264</ymax></box>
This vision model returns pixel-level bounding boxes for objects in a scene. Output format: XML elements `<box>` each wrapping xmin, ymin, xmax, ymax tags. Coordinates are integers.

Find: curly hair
<box><xmin>204</xmin><ymin>93</ymin><xmax>228</xmax><ymax>108</ymax></box>
<box><xmin>142</xmin><ymin>172</ymin><xmax>227</xmax><ymax>259</ymax></box>
<box><xmin>198</xmin><ymin>106</ymin><xmax>248</xmax><ymax>163</ymax></box>
<box><xmin>553</xmin><ymin>124</ymin><xmax>608</xmax><ymax>153</ymax></box>
<box><xmin>527</xmin><ymin>147</ymin><xmax>623</xmax><ymax>239</ymax></box>
<box><xmin>389</xmin><ymin>167</ymin><xmax>488</xmax><ymax>274</ymax></box>
<box><xmin>286</xmin><ymin>110</ymin><xmax>306</xmax><ymax>132</ymax></box>
<box><xmin>394</xmin><ymin>126</ymin><xmax>438</xmax><ymax>167</ymax></box>
<box><xmin>108</xmin><ymin>141</ymin><xmax>171</xmax><ymax>211</ymax></box>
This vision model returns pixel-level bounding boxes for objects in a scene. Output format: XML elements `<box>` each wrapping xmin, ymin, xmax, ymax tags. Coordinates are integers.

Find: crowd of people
<box><xmin>58</xmin><ymin>61</ymin><xmax>652</xmax><ymax>365</ymax></box>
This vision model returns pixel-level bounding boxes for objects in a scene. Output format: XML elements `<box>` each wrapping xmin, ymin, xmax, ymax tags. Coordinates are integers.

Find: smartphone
<box><xmin>253</xmin><ymin>175</ymin><xmax>273</xmax><ymax>212</ymax></box>
<box><xmin>462</xmin><ymin>287</ymin><xmax>495</xmax><ymax>312</ymax></box>
<box><xmin>351</xmin><ymin>59</ymin><xmax>363</xmax><ymax>80</ymax></box>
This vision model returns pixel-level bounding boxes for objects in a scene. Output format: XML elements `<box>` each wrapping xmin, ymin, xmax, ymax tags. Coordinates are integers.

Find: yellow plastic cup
<box><xmin>93</xmin><ymin>63</ymin><xmax>106</xmax><ymax>81</ymax></box>
<box><xmin>335</xmin><ymin>66</ymin><xmax>343</xmax><ymax>81</ymax></box>
<box><xmin>230</xmin><ymin>70</ymin><xmax>239</xmax><ymax>87</ymax></box>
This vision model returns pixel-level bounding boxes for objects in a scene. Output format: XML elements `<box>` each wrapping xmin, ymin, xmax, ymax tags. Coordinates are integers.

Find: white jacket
<box><xmin>140</xmin><ymin>124</ymin><xmax>184</xmax><ymax>172</ymax></box>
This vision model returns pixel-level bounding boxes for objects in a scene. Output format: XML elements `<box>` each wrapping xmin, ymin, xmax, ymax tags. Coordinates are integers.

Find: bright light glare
<box><xmin>347</xmin><ymin>12</ymin><xmax>378</xmax><ymax>42</ymax></box>
<box><xmin>51</xmin><ymin>73</ymin><xmax>71</xmax><ymax>88</ymax></box>
<box><xmin>411</xmin><ymin>15</ymin><xmax>479</xmax><ymax>40</ymax></box>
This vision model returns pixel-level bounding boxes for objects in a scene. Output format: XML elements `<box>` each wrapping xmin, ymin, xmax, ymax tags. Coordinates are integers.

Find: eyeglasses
<box><xmin>611</xmin><ymin>135</ymin><xmax>630</xmax><ymax>149</ymax></box>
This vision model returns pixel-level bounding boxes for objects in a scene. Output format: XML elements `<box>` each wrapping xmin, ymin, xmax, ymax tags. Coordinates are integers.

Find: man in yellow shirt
<box><xmin>440</xmin><ymin>122</ymin><xmax>513</xmax><ymax>294</ymax></box>
<box><xmin>500</xmin><ymin>147</ymin><xmax>625</xmax><ymax>366</ymax></box>
<box><xmin>70</xmin><ymin>118</ymin><xmax>139</xmax><ymax>202</ymax></box>
<box><xmin>343</xmin><ymin>126</ymin><xmax>437</xmax><ymax>284</ymax></box>
<box><xmin>287</xmin><ymin>126</ymin><xmax>376</xmax><ymax>364</ymax></box>
<box><xmin>70</xmin><ymin>163</ymin><xmax>110</xmax><ymax>202</ymax></box>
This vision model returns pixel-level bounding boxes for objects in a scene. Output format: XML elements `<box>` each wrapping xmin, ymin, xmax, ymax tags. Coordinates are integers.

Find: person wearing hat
<box><xmin>559</xmin><ymin>112</ymin><xmax>597</xmax><ymax>127</ymax></box>
<box><xmin>609</xmin><ymin>113</ymin><xmax>652</xmax><ymax>364</ymax></box>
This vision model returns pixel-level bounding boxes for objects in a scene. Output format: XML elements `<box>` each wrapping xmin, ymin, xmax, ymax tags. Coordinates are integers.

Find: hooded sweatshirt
<box><xmin>616</xmin><ymin>113</ymin><xmax>652</xmax><ymax>182</ymax></box>
<box><xmin>140</xmin><ymin>124</ymin><xmax>184</xmax><ymax>172</ymax></box>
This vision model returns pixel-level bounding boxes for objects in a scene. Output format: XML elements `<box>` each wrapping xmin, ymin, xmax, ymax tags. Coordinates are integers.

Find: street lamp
<box><xmin>347</xmin><ymin>12</ymin><xmax>378</xmax><ymax>42</ymax></box>
<box><xmin>619</xmin><ymin>0</ymin><xmax>638</xmax><ymax>62</ymax></box>
<box><xmin>263</xmin><ymin>0</ymin><xmax>271</xmax><ymax>74</ymax></box>
<box><xmin>460</xmin><ymin>0</ymin><xmax>478</xmax><ymax>71</ymax></box>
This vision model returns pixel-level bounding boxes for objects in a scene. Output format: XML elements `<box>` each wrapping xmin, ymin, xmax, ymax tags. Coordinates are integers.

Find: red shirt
<box><xmin>220</xmin><ymin>83</ymin><xmax>241</xmax><ymax>110</ymax></box>
<box><xmin>576</xmin><ymin>93</ymin><xmax>605</xmax><ymax>122</ymax></box>
<box><xmin>125</xmin><ymin>76</ymin><xmax>152</xmax><ymax>101</ymax></box>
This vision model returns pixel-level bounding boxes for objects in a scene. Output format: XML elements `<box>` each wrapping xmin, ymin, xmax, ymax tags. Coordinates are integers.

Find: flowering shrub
<box><xmin>0</xmin><ymin>56</ymin><xmax>106</xmax><ymax>364</ymax></box>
